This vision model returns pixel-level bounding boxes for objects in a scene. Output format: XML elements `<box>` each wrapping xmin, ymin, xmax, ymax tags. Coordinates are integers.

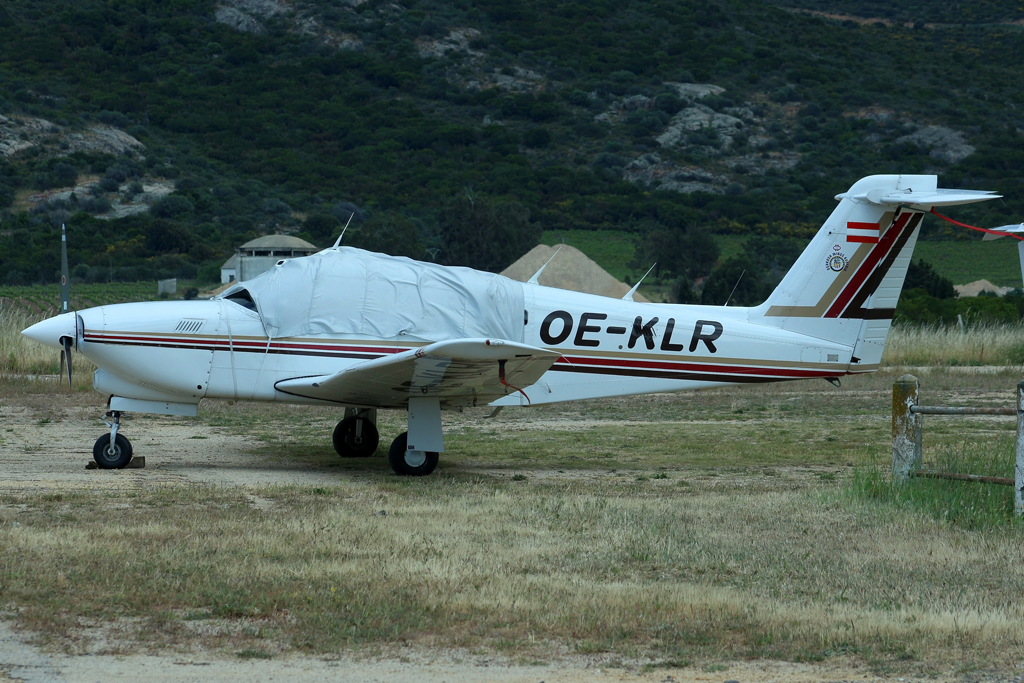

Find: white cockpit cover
<box><xmin>223</xmin><ymin>247</ymin><xmax>526</xmax><ymax>343</ymax></box>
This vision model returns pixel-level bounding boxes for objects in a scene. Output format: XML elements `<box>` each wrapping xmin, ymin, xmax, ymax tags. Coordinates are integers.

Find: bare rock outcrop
<box><xmin>656</xmin><ymin>104</ymin><xmax>745</xmax><ymax>149</ymax></box>
<box><xmin>593</xmin><ymin>95</ymin><xmax>653</xmax><ymax>124</ymax></box>
<box><xmin>896</xmin><ymin>125</ymin><xmax>975</xmax><ymax>164</ymax></box>
<box><xmin>214</xmin><ymin>0</ymin><xmax>287</xmax><ymax>34</ymax></box>
<box><xmin>662</xmin><ymin>82</ymin><xmax>725</xmax><ymax>100</ymax></box>
<box><xmin>623</xmin><ymin>154</ymin><xmax>728</xmax><ymax>194</ymax></box>
<box><xmin>415</xmin><ymin>28</ymin><xmax>482</xmax><ymax>58</ymax></box>
<box><xmin>214</xmin><ymin>7</ymin><xmax>266</xmax><ymax>34</ymax></box>
<box><xmin>487</xmin><ymin>67</ymin><xmax>544</xmax><ymax>92</ymax></box>
<box><xmin>0</xmin><ymin>116</ymin><xmax>143</xmax><ymax>158</ymax></box>
<box><xmin>66</xmin><ymin>125</ymin><xmax>144</xmax><ymax>156</ymax></box>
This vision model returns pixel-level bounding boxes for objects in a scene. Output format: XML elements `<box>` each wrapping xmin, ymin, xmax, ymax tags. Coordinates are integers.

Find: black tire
<box><xmin>332</xmin><ymin>416</ymin><xmax>380</xmax><ymax>458</ymax></box>
<box><xmin>387</xmin><ymin>432</ymin><xmax>438</xmax><ymax>476</ymax></box>
<box><xmin>93</xmin><ymin>433</ymin><xmax>133</xmax><ymax>469</ymax></box>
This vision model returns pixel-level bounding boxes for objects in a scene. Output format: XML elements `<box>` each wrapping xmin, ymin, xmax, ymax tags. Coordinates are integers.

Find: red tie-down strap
<box><xmin>930</xmin><ymin>208</ymin><xmax>1024</xmax><ymax>241</ymax></box>
<box><xmin>498</xmin><ymin>359</ymin><xmax>531</xmax><ymax>405</ymax></box>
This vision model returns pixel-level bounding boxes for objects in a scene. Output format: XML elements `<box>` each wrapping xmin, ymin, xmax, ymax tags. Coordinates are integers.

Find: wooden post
<box><xmin>892</xmin><ymin>374</ymin><xmax>920</xmax><ymax>483</ymax></box>
<box><xmin>1016</xmin><ymin>380</ymin><xmax>1024</xmax><ymax>516</ymax></box>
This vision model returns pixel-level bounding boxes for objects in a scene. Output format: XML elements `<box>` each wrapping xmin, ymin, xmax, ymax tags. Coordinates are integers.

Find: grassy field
<box><xmin>2</xmin><ymin>369</ymin><xmax>1023</xmax><ymax>675</ymax></box>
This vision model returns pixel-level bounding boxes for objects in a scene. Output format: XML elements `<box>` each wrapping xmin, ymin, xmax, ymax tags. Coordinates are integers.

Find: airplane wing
<box><xmin>274</xmin><ymin>338</ymin><xmax>561</xmax><ymax>408</ymax></box>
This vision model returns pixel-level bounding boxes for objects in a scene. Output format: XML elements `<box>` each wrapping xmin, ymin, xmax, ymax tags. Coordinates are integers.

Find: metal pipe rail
<box><xmin>892</xmin><ymin>374</ymin><xmax>1024</xmax><ymax>516</ymax></box>
<box><xmin>914</xmin><ymin>470</ymin><xmax>1014</xmax><ymax>486</ymax></box>
<box><xmin>911</xmin><ymin>406</ymin><xmax>1015</xmax><ymax>416</ymax></box>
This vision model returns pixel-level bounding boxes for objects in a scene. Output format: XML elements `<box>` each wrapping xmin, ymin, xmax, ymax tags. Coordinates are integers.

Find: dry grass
<box><xmin>0</xmin><ymin>309</ymin><xmax>95</xmax><ymax>379</ymax></box>
<box><xmin>882</xmin><ymin>322</ymin><xmax>1024</xmax><ymax>367</ymax></box>
<box><xmin>5</xmin><ymin>477</ymin><xmax>1024</xmax><ymax>670</ymax></box>
<box><xmin>2</xmin><ymin>479</ymin><xmax>1024</xmax><ymax>671</ymax></box>
<box><xmin>3</xmin><ymin>370</ymin><xmax>1024</xmax><ymax>673</ymax></box>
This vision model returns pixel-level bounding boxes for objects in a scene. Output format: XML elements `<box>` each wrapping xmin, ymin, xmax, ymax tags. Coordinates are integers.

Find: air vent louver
<box><xmin>174</xmin><ymin>318</ymin><xmax>205</xmax><ymax>333</ymax></box>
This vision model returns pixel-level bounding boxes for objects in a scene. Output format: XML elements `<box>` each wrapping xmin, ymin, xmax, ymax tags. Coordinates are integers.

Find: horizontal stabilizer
<box><xmin>274</xmin><ymin>338</ymin><xmax>561</xmax><ymax>408</ymax></box>
<box><xmin>837</xmin><ymin>188</ymin><xmax>1000</xmax><ymax>207</ymax></box>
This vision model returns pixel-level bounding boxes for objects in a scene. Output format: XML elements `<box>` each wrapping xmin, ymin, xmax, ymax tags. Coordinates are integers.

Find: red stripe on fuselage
<box><xmin>85</xmin><ymin>332</ymin><xmax>406</xmax><ymax>355</ymax></box>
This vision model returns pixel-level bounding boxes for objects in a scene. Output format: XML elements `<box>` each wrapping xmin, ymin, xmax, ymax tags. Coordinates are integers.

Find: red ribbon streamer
<box><xmin>929</xmin><ymin>208</ymin><xmax>1024</xmax><ymax>242</ymax></box>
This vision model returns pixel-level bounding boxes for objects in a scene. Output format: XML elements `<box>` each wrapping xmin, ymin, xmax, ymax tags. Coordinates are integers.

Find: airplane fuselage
<box><xmin>74</xmin><ymin>281</ymin><xmax>858</xmax><ymax>412</ymax></box>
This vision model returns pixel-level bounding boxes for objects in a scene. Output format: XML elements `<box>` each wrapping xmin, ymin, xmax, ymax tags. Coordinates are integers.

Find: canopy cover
<box><xmin>222</xmin><ymin>247</ymin><xmax>526</xmax><ymax>343</ymax></box>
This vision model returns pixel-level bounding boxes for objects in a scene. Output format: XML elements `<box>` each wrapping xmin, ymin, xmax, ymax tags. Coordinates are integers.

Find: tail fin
<box><xmin>750</xmin><ymin>175</ymin><xmax>1000</xmax><ymax>369</ymax></box>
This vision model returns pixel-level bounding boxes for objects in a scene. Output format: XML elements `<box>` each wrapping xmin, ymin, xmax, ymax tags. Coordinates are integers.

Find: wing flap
<box><xmin>275</xmin><ymin>338</ymin><xmax>561</xmax><ymax>407</ymax></box>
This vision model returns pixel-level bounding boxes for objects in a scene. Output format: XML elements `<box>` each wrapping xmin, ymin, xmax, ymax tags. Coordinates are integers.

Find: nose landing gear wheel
<box><xmin>332</xmin><ymin>416</ymin><xmax>380</xmax><ymax>458</ymax></box>
<box><xmin>387</xmin><ymin>432</ymin><xmax>438</xmax><ymax>476</ymax></box>
<box><xmin>93</xmin><ymin>433</ymin><xmax>133</xmax><ymax>469</ymax></box>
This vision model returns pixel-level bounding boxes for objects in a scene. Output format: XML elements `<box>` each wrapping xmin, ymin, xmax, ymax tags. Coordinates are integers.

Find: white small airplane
<box><xmin>978</xmin><ymin>219</ymin><xmax>1024</xmax><ymax>285</ymax></box>
<box><xmin>23</xmin><ymin>174</ymin><xmax>1004</xmax><ymax>476</ymax></box>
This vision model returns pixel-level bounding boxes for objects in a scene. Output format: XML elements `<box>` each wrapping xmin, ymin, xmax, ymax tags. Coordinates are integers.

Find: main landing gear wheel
<box><xmin>93</xmin><ymin>433</ymin><xmax>133</xmax><ymax>469</ymax></box>
<box><xmin>387</xmin><ymin>432</ymin><xmax>438</xmax><ymax>476</ymax></box>
<box><xmin>332</xmin><ymin>416</ymin><xmax>380</xmax><ymax>458</ymax></box>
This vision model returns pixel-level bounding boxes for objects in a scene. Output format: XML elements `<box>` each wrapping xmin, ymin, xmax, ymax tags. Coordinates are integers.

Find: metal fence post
<box><xmin>893</xmin><ymin>374</ymin><xmax>920</xmax><ymax>483</ymax></box>
<box><xmin>1016</xmin><ymin>381</ymin><xmax>1024</xmax><ymax>517</ymax></box>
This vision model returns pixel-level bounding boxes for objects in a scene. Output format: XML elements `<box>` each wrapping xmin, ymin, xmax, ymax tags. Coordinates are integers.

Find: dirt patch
<box><xmin>0</xmin><ymin>397</ymin><xmax>368</xmax><ymax>491</ymax></box>
<box><xmin>501</xmin><ymin>244</ymin><xmax>648</xmax><ymax>302</ymax></box>
<box><xmin>0</xmin><ymin>616</ymin><xmax>964</xmax><ymax>683</ymax></box>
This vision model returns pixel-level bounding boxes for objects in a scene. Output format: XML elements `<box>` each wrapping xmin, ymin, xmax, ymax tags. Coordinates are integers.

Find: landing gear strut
<box><xmin>387</xmin><ymin>397</ymin><xmax>443</xmax><ymax>476</ymax></box>
<box><xmin>332</xmin><ymin>408</ymin><xmax>379</xmax><ymax>458</ymax></box>
<box><xmin>93</xmin><ymin>411</ymin><xmax>133</xmax><ymax>469</ymax></box>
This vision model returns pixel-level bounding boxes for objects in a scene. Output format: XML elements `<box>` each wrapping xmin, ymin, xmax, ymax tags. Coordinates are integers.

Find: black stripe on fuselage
<box><xmin>551</xmin><ymin>363</ymin><xmax>810</xmax><ymax>384</ymax></box>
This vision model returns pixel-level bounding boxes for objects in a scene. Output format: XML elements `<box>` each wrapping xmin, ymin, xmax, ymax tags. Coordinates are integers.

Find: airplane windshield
<box><xmin>224</xmin><ymin>288</ymin><xmax>258</xmax><ymax>312</ymax></box>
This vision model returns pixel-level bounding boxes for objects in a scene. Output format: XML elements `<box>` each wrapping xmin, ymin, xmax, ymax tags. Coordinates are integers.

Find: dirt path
<box><xmin>0</xmin><ymin>618</ymin><xmax>965</xmax><ymax>683</ymax></box>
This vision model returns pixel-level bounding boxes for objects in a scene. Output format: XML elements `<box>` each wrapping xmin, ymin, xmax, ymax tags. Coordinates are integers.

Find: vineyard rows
<box><xmin>0</xmin><ymin>283</ymin><xmax>161</xmax><ymax>315</ymax></box>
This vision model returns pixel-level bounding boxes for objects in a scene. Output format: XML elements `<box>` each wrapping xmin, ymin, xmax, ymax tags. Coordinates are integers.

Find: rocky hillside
<box><xmin>0</xmin><ymin>0</ymin><xmax>1023</xmax><ymax>292</ymax></box>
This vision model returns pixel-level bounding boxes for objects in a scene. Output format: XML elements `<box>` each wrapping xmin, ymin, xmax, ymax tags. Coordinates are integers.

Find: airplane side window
<box><xmin>224</xmin><ymin>288</ymin><xmax>258</xmax><ymax>312</ymax></box>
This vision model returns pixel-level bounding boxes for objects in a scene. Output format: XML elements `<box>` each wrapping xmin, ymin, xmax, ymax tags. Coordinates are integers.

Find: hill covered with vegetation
<box><xmin>1</xmin><ymin>0</ymin><xmax>1023</xmax><ymax>305</ymax></box>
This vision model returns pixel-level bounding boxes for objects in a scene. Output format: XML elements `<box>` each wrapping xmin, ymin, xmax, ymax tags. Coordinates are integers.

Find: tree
<box><xmin>151</xmin><ymin>194</ymin><xmax>194</xmax><ymax>219</ymax></box>
<box><xmin>302</xmin><ymin>213</ymin><xmax>341</xmax><ymax>245</ymax></box>
<box><xmin>634</xmin><ymin>223</ymin><xmax>719</xmax><ymax>280</ymax></box>
<box><xmin>741</xmin><ymin>236</ymin><xmax>807</xmax><ymax>287</ymax></box>
<box><xmin>437</xmin><ymin>192</ymin><xmax>540</xmax><ymax>272</ymax></box>
<box><xmin>145</xmin><ymin>219</ymin><xmax>195</xmax><ymax>254</ymax></box>
<box><xmin>50</xmin><ymin>162</ymin><xmax>78</xmax><ymax>188</ymax></box>
<box><xmin>700</xmin><ymin>256</ymin><xmax>769</xmax><ymax>306</ymax></box>
<box><xmin>346</xmin><ymin>212</ymin><xmax>425</xmax><ymax>260</ymax></box>
<box><xmin>903</xmin><ymin>259</ymin><xmax>956</xmax><ymax>299</ymax></box>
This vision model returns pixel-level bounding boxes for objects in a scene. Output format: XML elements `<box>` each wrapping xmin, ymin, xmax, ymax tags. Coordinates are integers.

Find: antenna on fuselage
<box><xmin>332</xmin><ymin>213</ymin><xmax>355</xmax><ymax>248</ymax></box>
<box><xmin>527</xmin><ymin>245</ymin><xmax>562</xmax><ymax>285</ymax></box>
<box><xmin>723</xmin><ymin>269</ymin><xmax>746</xmax><ymax>307</ymax></box>
<box><xmin>623</xmin><ymin>263</ymin><xmax>656</xmax><ymax>302</ymax></box>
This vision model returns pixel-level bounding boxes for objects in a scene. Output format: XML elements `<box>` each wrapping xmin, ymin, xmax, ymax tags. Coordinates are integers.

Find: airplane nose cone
<box><xmin>21</xmin><ymin>312</ymin><xmax>78</xmax><ymax>350</ymax></box>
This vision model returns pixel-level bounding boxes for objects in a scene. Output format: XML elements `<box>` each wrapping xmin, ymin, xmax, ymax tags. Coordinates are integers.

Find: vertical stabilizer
<box><xmin>750</xmin><ymin>175</ymin><xmax>1001</xmax><ymax>368</ymax></box>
